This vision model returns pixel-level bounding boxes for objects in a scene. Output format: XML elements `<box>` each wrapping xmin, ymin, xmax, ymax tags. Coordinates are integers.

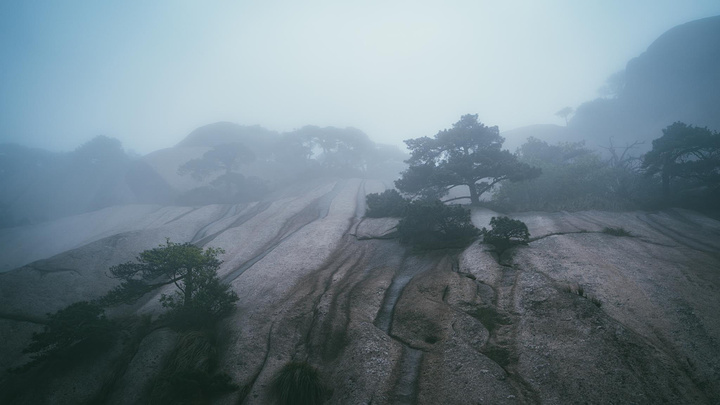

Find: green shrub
<box><xmin>12</xmin><ymin>301</ymin><xmax>116</xmax><ymax>372</ymax></box>
<box><xmin>491</xmin><ymin>137</ymin><xmax>654</xmax><ymax>211</ymax></box>
<box><xmin>159</xmin><ymin>273</ymin><xmax>239</xmax><ymax>330</ymax></box>
<box><xmin>105</xmin><ymin>241</ymin><xmax>239</xmax><ymax>330</ymax></box>
<box><xmin>481</xmin><ymin>216</ymin><xmax>530</xmax><ymax>254</ymax></box>
<box><xmin>270</xmin><ymin>362</ymin><xmax>328</xmax><ymax>405</ymax></box>
<box><xmin>365</xmin><ymin>189</ymin><xmax>409</xmax><ymax>217</ymax></box>
<box><xmin>397</xmin><ymin>200</ymin><xmax>479</xmax><ymax>250</ymax></box>
<box><xmin>149</xmin><ymin>331</ymin><xmax>237</xmax><ymax>404</ymax></box>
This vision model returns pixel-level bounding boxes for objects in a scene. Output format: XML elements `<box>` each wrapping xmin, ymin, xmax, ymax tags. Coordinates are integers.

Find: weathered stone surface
<box><xmin>1</xmin><ymin>180</ymin><xmax>719</xmax><ymax>404</ymax></box>
<box><xmin>106</xmin><ymin>328</ymin><xmax>179</xmax><ymax>405</ymax></box>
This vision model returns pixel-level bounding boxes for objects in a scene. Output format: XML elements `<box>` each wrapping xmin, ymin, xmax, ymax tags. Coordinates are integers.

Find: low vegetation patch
<box><xmin>10</xmin><ymin>301</ymin><xmax>117</xmax><ymax>373</ymax></box>
<box><xmin>365</xmin><ymin>189</ymin><xmax>409</xmax><ymax>218</ymax></box>
<box><xmin>9</xmin><ymin>240</ymin><xmax>241</xmax><ymax>404</ymax></box>
<box><xmin>270</xmin><ymin>361</ymin><xmax>329</xmax><ymax>405</ymax></box>
<box><xmin>481</xmin><ymin>216</ymin><xmax>530</xmax><ymax>254</ymax></box>
<box><xmin>148</xmin><ymin>330</ymin><xmax>237</xmax><ymax>404</ymax></box>
<box><xmin>562</xmin><ymin>284</ymin><xmax>602</xmax><ymax>307</ymax></box>
<box><xmin>397</xmin><ymin>199</ymin><xmax>479</xmax><ymax>250</ymax></box>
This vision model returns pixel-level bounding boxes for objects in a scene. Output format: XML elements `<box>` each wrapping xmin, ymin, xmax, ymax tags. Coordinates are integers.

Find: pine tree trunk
<box><xmin>183</xmin><ymin>271</ymin><xmax>193</xmax><ymax>308</ymax></box>
<box><xmin>469</xmin><ymin>183</ymin><xmax>480</xmax><ymax>205</ymax></box>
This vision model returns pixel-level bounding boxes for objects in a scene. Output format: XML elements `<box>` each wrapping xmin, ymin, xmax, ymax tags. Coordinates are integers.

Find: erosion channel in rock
<box><xmin>0</xmin><ymin>179</ymin><xmax>718</xmax><ymax>404</ymax></box>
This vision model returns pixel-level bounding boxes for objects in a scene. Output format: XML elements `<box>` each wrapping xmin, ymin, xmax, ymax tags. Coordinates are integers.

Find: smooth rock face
<box><xmin>1</xmin><ymin>179</ymin><xmax>719</xmax><ymax>404</ymax></box>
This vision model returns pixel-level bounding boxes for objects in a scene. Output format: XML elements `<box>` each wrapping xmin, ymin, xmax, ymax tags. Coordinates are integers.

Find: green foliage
<box><xmin>160</xmin><ymin>274</ymin><xmax>239</xmax><ymax>329</ymax></box>
<box><xmin>270</xmin><ymin>362</ymin><xmax>329</xmax><ymax>405</ymax></box>
<box><xmin>397</xmin><ymin>200</ymin><xmax>479</xmax><ymax>250</ymax></box>
<box><xmin>481</xmin><ymin>216</ymin><xmax>530</xmax><ymax>254</ymax></box>
<box><xmin>365</xmin><ymin>189</ymin><xmax>409</xmax><ymax>218</ymax></box>
<box><xmin>275</xmin><ymin>125</ymin><xmax>380</xmax><ymax>178</ymax></box>
<box><xmin>395</xmin><ymin>114</ymin><xmax>540</xmax><ymax>205</ymax></box>
<box><xmin>493</xmin><ymin>137</ymin><xmax>653</xmax><ymax>211</ymax></box>
<box><xmin>602</xmin><ymin>227</ymin><xmax>632</xmax><ymax>237</ymax></box>
<box><xmin>642</xmin><ymin>122</ymin><xmax>720</xmax><ymax>203</ymax></box>
<box><xmin>13</xmin><ymin>301</ymin><xmax>116</xmax><ymax>372</ymax></box>
<box><xmin>149</xmin><ymin>331</ymin><xmax>237</xmax><ymax>404</ymax></box>
<box><xmin>178</xmin><ymin>142</ymin><xmax>265</xmax><ymax>203</ymax></box>
<box><xmin>105</xmin><ymin>240</ymin><xmax>238</xmax><ymax>328</ymax></box>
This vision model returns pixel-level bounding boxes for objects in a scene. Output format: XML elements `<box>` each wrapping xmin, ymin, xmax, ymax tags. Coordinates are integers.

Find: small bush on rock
<box><xmin>149</xmin><ymin>330</ymin><xmax>237</xmax><ymax>404</ymax></box>
<box><xmin>12</xmin><ymin>301</ymin><xmax>116</xmax><ymax>372</ymax></box>
<box><xmin>481</xmin><ymin>216</ymin><xmax>530</xmax><ymax>254</ymax></box>
<box><xmin>397</xmin><ymin>199</ymin><xmax>479</xmax><ymax>250</ymax></box>
<box><xmin>105</xmin><ymin>240</ymin><xmax>239</xmax><ymax>330</ymax></box>
<box><xmin>365</xmin><ymin>189</ymin><xmax>409</xmax><ymax>218</ymax></box>
<box><xmin>270</xmin><ymin>362</ymin><xmax>329</xmax><ymax>405</ymax></box>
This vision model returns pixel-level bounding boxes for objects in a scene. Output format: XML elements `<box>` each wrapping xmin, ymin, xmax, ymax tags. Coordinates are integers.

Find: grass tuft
<box><xmin>270</xmin><ymin>362</ymin><xmax>328</xmax><ymax>405</ymax></box>
<box><xmin>149</xmin><ymin>330</ymin><xmax>237</xmax><ymax>404</ymax></box>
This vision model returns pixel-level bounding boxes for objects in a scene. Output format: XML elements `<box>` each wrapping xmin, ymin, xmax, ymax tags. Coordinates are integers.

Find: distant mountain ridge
<box><xmin>504</xmin><ymin>16</ymin><xmax>720</xmax><ymax>150</ymax></box>
<box><xmin>571</xmin><ymin>15</ymin><xmax>720</xmax><ymax>146</ymax></box>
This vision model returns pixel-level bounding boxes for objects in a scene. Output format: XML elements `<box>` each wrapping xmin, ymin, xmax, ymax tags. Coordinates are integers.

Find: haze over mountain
<box><xmin>1</xmin><ymin>9</ymin><xmax>720</xmax><ymax>405</ymax></box>
<box><xmin>569</xmin><ymin>15</ymin><xmax>720</xmax><ymax>148</ymax></box>
<box><xmin>501</xmin><ymin>15</ymin><xmax>720</xmax><ymax>152</ymax></box>
<box><xmin>2</xmin><ymin>2</ymin><xmax>720</xmax><ymax>153</ymax></box>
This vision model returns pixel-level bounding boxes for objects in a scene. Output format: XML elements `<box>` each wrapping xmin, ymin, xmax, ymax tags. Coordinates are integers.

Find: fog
<box><xmin>1</xmin><ymin>1</ymin><xmax>719</xmax><ymax>154</ymax></box>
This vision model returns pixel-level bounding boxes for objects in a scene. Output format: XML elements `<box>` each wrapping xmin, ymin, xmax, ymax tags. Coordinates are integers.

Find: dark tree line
<box><xmin>0</xmin><ymin>136</ymin><xmax>174</xmax><ymax>227</ymax></box>
<box><xmin>14</xmin><ymin>241</ymin><xmax>237</xmax><ymax>373</ymax></box>
<box><xmin>493</xmin><ymin>121</ymin><xmax>719</xmax><ymax>212</ymax></box>
<box><xmin>177</xmin><ymin>124</ymin><xmax>407</xmax><ymax>205</ymax></box>
<box><xmin>642</xmin><ymin>122</ymin><xmax>720</xmax><ymax>198</ymax></box>
<box><xmin>366</xmin><ymin>116</ymin><xmax>719</xmax><ymax>252</ymax></box>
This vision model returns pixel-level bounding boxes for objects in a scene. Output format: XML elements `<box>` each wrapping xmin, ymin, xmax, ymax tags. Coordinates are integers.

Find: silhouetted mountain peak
<box><xmin>570</xmin><ymin>15</ymin><xmax>720</xmax><ymax>148</ymax></box>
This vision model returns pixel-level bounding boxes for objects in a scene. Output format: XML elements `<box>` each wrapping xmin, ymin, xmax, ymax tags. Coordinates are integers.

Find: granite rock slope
<box><xmin>0</xmin><ymin>179</ymin><xmax>718</xmax><ymax>404</ymax></box>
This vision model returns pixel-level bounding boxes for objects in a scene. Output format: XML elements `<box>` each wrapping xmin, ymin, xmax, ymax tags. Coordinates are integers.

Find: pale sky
<box><xmin>1</xmin><ymin>1</ymin><xmax>719</xmax><ymax>154</ymax></box>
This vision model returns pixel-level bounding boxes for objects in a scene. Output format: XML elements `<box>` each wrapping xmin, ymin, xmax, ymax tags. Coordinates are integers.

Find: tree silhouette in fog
<box><xmin>396</xmin><ymin>114</ymin><xmax>540</xmax><ymax>205</ymax></box>
<box><xmin>643</xmin><ymin>122</ymin><xmax>720</xmax><ymax>198</ymax></box>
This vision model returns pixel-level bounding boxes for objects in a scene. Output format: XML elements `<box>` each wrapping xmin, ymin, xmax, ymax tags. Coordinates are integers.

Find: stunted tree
<box><xmin>481</xmin><ymin>216</ymin><xmax>530</xmax><ymax>254</ymax></box>
<box><xmin>642</xmin><ymin>122</ymin><xmax>720</xmax><ymax>197</ymax></box>
<box><xmin>395</xmin><ymin>114</ymin><xmax>540</xmax><ymax>205</ymax></box>
<box><xmin>15</xmin><ymin>242</ymin><xmax>238</xmax><ymax>371</ymax></box>
<box><xmin>555</xmin><ymin>107</ymin><xmax>574</xmax><ymax>126</ymax></box>
<box><xmin>178</xmin><ymin>142</ymin><xmax>256</xmax><ymax>196</ymax></box>
<box><xmin>104</xmin><ymin>240</ymin><xmax>238</xmax><ymax>326</ymax></box>
<box><xmin>13</xmin><ymin>301</ymin><xmax>116</xmax><ymax>371</ymax></box>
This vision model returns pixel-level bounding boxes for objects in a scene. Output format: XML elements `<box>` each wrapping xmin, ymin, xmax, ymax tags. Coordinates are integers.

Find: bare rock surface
<box><xmin>1</xmin><ymin>180</ymin><xmax>719</xmax><ymax>404</ymax></box>
<box><xmin>0</xmin><ymin>204</ymin><xmax>197</xmax><ymax>272</ymax></box>
<box><xmin>354</xmin><ymin>217</ymin><xmax>399</xmax><ymax>240</ymax></box>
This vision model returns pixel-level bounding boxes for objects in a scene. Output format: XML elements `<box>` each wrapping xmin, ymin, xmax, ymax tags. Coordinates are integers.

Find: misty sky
<box><xmin>1</xmin><ymin>1</ymin><xmax>719</xmax><ymax>154</ymax></box>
